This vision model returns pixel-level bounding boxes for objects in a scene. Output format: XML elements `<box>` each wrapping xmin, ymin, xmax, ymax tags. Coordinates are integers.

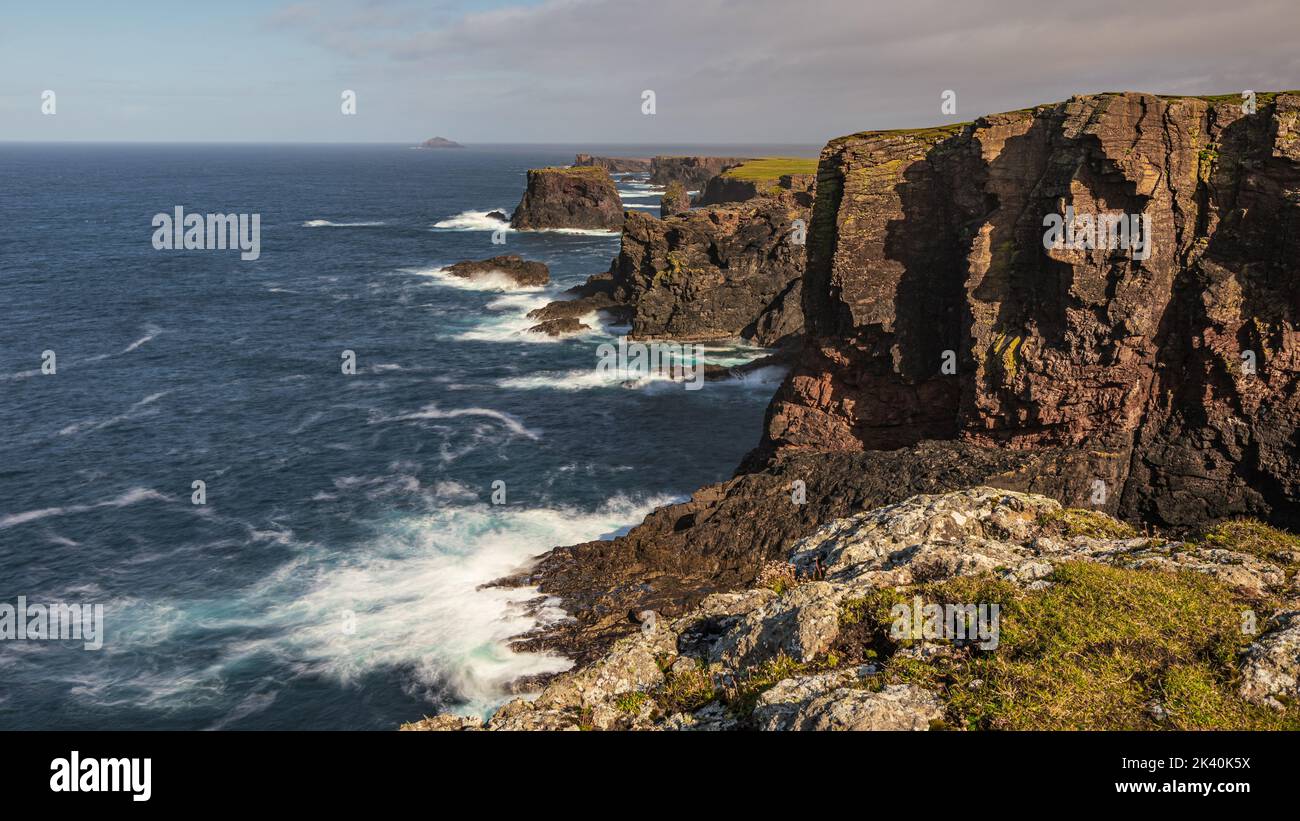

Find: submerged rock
<box><xmin>443</xmin><ymin>254</ymin><xmax>549</xmax><ymax>287</ymax></box>
<box><xmin>527</xmin><ymin>317</ymin><xmax>591</xmax><ymax>337</ymax></box>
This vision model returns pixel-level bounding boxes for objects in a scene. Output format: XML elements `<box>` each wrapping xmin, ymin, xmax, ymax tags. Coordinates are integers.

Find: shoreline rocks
<box><xmin>408</xmin><ymin>487</ymin><xmax>1300</xmax><ymax>730</ymax></box>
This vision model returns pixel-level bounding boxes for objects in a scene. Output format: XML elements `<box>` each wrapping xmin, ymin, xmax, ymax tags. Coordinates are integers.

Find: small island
<box><xmin>416</xmin><ymin>137</ymin><xmax>464</xmax><ymax>149</ymax></box>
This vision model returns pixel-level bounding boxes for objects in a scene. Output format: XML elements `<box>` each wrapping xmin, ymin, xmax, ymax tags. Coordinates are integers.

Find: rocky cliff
<box><xmin>609</xmin><ymin>200</ymin><xmax>807</xmax><ymax>345</ymax></box>
<box><xmin>510</xmin><ymin>166</ymin><xmax>625</xmax><ymax>231</ymax></box>
<box><xmin>650</xmin><ymin>156</ymin><xmax>750</xmax><ymax>190</ymax></box>
<box><xmin>574</xmin><ymin>154</ymin><xmax>653</xmax><ymax>173</ymax></box>
<box><xmin>756</xmin><ymin>92</ymin><xmax>1300</xmax><ymax>531</ymax></box>
<box><xmin>493</xmin><ymin>92</ymin><xmax>1300</xmax><ymax>672</ymax></box>
<box><xmin>527</xmin><ymin>183</ymin><xmax>810</xmax><ymax>346</ymax></box>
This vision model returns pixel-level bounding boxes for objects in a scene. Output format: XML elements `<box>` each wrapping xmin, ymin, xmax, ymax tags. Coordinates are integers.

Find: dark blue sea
<box><xmin>0</xmin><ymin>143</ymin><xmax>812</xmax><ymax>729</ymax></box>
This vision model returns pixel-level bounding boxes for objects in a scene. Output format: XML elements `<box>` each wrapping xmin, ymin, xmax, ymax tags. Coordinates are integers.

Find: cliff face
<box><xmin>610</xmin><ymin>199</ymin><xmax>807</xmax><ymax>345</ymax></box>
<box><xmin>574</xmin><ymin>154</ymin><xmax>653</xmax><ymax>173</ymax></box>
<box><xmin>511</xmin><ymin>166</ymin><xmax>625</xmax><ymax>230</ymax></box>
<box><xmin>697</xmin><ymin>172</ymin><xmax>816</xmax><ymax>206</ymax></box>
<box><xmin>492</xmin><ymin>92</ymin><xmax>1300</xmax><ymax>673</ymax></box>
<box><xmin>758</xmin><ymin>92</ymin><xmax>1300</xmax><ymax>529</ymax></box>
<box><xmin>650</xmin><ymin>156</ymin><xmax>750</xmax><ymax>190</ymax></box>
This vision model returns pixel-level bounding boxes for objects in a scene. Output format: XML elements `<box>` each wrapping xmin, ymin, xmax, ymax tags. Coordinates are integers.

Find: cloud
<box><xmin>259</xmin><ymin>0</ymin><xmax>1300</xmax><ymax>142</ymax></box>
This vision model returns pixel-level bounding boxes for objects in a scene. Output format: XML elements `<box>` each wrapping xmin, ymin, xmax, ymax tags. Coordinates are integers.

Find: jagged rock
<box><xmin>753</xmin><ymin>667</ymin><xmax>875</xmax><ymax>731</ymax></box>
<box><xmin>444</xmin><ymin>254</ymin><xmax>549</xmax><ymax>287</ymax></box>
<box><xmin>399</xmin><ymin>714</ymin><xmax>483</xmax><ymax>731</ymax></box>
<box><xmin>1239</xmin><ymin>611</ymin><xmax>1300</xmax><ymax>708</ymax></box>
<box><xmin>712</xmin><ymin>581</ymin><xmax>844</xmax><ymax>669</ymax></box>
<box><xmin>659</xmin><ymin>181</ymin><xmax>690</xmax><ymax>218</ymax></box>
<box><xmin>609</xmin><ymin>203</ymin><xmax>807</xmax><ymax>345</ymax></box>
<box><xmin>754</xmin><ymin>92</ymin><xmax>1300</xmax><ymax>532</ymax></box>
<box><xmin>790</xmin><ymin>684</ymin><xmax>944</xmax><ymax>731</ymax></box>
<box><xmin>485</xmin><ymin>210</ymin><xmax>509</xmax><ymax>222</ymax></box>
<box><xmin>661</xmin><ymin>703</ymin><xmax>740</xmax><ymax>731</ymax></box>
<box><xmin>511</xmin><ymin>166</ymin><xmax>624</xmax><ymax>231</ymax></box>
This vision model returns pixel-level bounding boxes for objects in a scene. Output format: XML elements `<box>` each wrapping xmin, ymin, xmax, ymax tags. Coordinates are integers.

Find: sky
<box><xmin>2</xmin><ymin>0</ymin><xmax>1298</xmax><ymax>144</ymax></box>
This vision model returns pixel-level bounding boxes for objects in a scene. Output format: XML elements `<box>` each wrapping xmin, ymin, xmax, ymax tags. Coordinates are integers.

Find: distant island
<box><xmin>416</xmin><ymin>137</ymin><xmax>464</xmax><ymax>149</ymax></box>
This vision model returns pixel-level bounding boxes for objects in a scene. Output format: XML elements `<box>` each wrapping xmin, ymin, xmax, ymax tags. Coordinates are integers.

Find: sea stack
<box><xmin>510</xmin><ymin>166</ymin><xmax>625</xmax><ymax>231</ymax></box>
<box><xmin>659</xmin><ymin>181</ymin><xmax>690</xmax><ymax>218</ymax></box>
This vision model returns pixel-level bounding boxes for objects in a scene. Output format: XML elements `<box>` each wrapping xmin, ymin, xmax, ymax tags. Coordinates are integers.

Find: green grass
<box><xmin>1037</xmin><ymin>507</ymin><xmax>1139</xmax><ymax>540</ymax></box>
<box><xmin>859</xmin><ymin>563</ymin><xmax>1300</xmax><ymax>730</ymax></box>
<box><xmin>1197</xmin><ymin>518</ymin><xmax>1300</xmax><ymax>572</ymax></box>
<box><xmin>721</xmin><ymin>157</ymin><xmax>819</xmax><ymax>182</ymax></box>
<box><xmin>613</xmin><ymin>691</ymin><xmax>650</xmax><ymax>715</ymax></box>
<box><xmin>649</xmin><ymin>664</ymin><xmax>716</xmax><ymax>715</ymax></box>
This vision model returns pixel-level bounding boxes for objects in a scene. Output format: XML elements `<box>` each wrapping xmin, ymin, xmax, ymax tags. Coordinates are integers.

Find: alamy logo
<box><xmin>596</xmin><ymin>339</ymin><xmax>705</xmax><ymax>390</ymax></box>
<box><xmin>0</xmin><ymin>596</ymin><xmax>103</xmax><ymax>650</ymax></box>
<box><xmin>152</xmin><ymin>206</ymin><xmax>261</xmax><ymax>260</ymax></box>
<box><xmin>1042</xmin><ymin>206</ymin><xmax>1151</xmax><ymax>261</ymax></box>
<box><xmin>890</xmin><ymin>597</ymin><xmax>1000</xmax><ymax>650</ymax></box>
<box><xmin>50</xmin><ymin>751</ymin><xmax>151</xmax><ymax>802</ymax></box>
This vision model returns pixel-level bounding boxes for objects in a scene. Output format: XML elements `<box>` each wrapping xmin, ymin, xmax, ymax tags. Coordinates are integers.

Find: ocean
<box><xmin>0</xmin><ymin>142</ymin><xmax>813</xmax><ymax>729</ymax></box>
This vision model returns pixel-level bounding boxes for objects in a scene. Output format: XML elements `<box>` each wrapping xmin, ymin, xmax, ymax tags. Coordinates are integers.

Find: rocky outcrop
<box><xmin>574</xmin><ymin>154</ymin><xmax>653</xmax><ymax>174</ymax></box>
<box><xmin>650</xmin><ymin>156</ymin><xmax>750</xmax><ymax>190</ymax></box>
<box><xmin>410</xmin><ymin>488</ymin><xmax>1300</xmax><ymax>730</ymax></box>
<box><xmin>697</xmin><ymin>172</ymin><xmax>816</xmax><ymax>207</ymax></box>
<box><xmin>502</xmin><ymin>441</ymin><xmax>1122</xmax><ymax>667</ymax></box>
<box><xmin>607</xmin><ymin>201</ymin><xmax>808</xmax><ymax>345</ymax></box>
<box><xmin>443</xmin><ymin>254</ymin><xmax>549</xmax><ymax>287</ymax></box>
<box><xmin>527</xmin><ymin>190</ymin><xmax>810</xmax><ymax>346</ymax></box>
<box><xmin>511</xmin><ymin>166</ymin><xmax>625</xmax><ymax>231</ymax></box>
<box><xmin>659</xmin><ymin>182</ymin><xmax>690</xmax><ymax>218</ymax></box>
<box><xmin>753</xmin><ymin>92</ymin><xmax>1300</xmax><ymax>531</ymax></box>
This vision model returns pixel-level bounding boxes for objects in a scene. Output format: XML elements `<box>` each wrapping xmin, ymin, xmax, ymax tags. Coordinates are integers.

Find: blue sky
<box><xmin>3</xmin><ymin>0</ymin><xmax>1298</xmax><ymax>144</ymax></box>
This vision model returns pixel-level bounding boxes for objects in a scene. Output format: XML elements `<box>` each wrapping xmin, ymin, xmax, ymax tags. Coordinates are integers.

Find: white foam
<box><xmin>432</xmin><ymin>210</ymin><xmax>512</xmax><ymax>231</ymax></box>
<box><xmin>1</xmin><ymin>326</ymin><xmax>161</xmax><ymax>381</ymax></box>
<box><xmin>371</xmin><ymin>402</ymin><xmax>542</xmax><ymax>440</ymax></box>
<box><xmin>407</xmin><ymin>266</ymin><xmax>544</xmax><ymax>293</ymax></box>
<box><xmin>57</xmin><ymin>391</ymin><xmax>171</xmax><ymax>437</ymax></box>
<box><xmin>0</xmin><ymin>487</ymin><xmax>170</xmax><ymax>530</ymax></box>
<box><xmin>81</xmin><ymin>494</ymin><xmax>679</xmax><ymax>717</ymax></box>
